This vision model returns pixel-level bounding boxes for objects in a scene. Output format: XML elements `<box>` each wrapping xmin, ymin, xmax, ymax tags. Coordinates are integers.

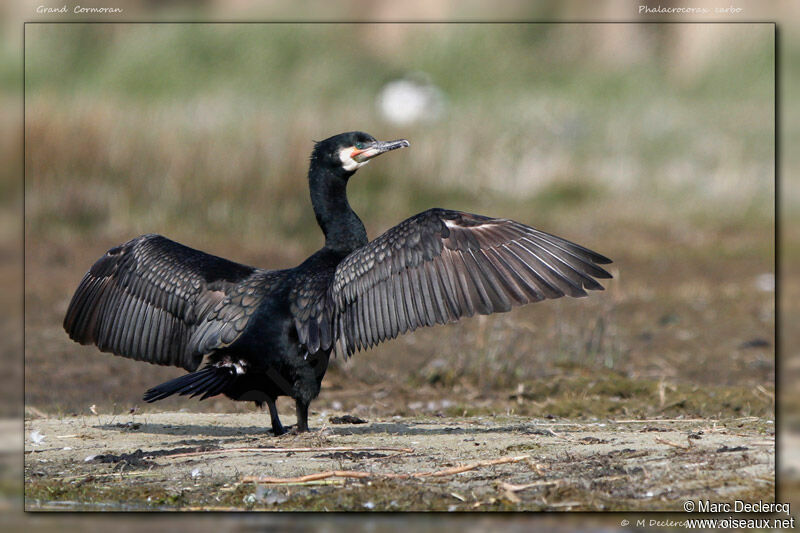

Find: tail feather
<box><xmin>199</xmin><ymin>376</ymin><xmax>233</xmax><ymax>400</ymax></box>
<box><xmin>143</xmin><ymin>365</ymin><xmax>235</xmax><ymax>403</ymax></box>
<box><xmin>183</xmin><ymin>372</ymin><xmax>222</xmax><ymax>397</ymax></box>
<box><xmin>198</xmin><ymin>383</ymin><xmax>225</xmax><ymax>401</ymax></box>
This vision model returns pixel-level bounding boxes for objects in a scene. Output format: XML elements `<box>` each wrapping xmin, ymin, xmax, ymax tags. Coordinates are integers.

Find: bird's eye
<box><xmin>354</xmin><ymin>142</ymin><xmax>365</xmax><ymax>150</ymax></box>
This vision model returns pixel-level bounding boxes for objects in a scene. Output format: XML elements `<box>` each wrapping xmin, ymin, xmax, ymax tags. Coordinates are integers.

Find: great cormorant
<box><xmin>63</xmin><ymin>131</ymin><xmax>612</xmax><ymax>435</ymax></box>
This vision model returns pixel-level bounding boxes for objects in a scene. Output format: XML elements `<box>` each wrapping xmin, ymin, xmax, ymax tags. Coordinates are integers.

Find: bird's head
<box><xmin>311</xmin><ymin>131</ymin><xmax>410</xmax><ymax>176</ymax></box>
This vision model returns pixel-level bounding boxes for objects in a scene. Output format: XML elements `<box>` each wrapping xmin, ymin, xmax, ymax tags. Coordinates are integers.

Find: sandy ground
<box><xmin>24</xmin><ymin>411</ymin><xmax>774</xmax><ymax>512</ymax></box>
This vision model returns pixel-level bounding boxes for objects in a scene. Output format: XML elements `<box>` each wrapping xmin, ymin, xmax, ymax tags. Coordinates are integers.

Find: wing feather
<box><xmin>377</xmin><ymin>279</ymin><xmax>389</xmax><ymax>342</ymax></box>
<box><xmin>64</xmin><ymin>234</ymin><xmax>271</xmax><ymax>371</ymax></box>
<box><xmin>293</xmin><ymin>208</ymin><xmax>611</xmax><ymax>358</ymax></box>
<box><xmin>400</xmin><ymin>269</ymin><xmax>418</xmax><ymax>330</ymax></box>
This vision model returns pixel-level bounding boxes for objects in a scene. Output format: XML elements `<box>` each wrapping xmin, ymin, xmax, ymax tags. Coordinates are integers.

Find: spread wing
<box><xmin>63</xmin><ymin>234</ymin><xmax>272</xmax><ymax>371</ymax></box>
<box><xmin>301</xmin><ymin>208</ymin><xmax>612</xmax><ymax>357</ymax></box>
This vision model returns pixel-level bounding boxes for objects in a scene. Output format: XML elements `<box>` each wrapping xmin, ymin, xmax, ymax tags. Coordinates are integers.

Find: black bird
<box><xmin>63</xmin><ymin>131</ymin><xmax>612</xmax><ymax>435</ymax></box>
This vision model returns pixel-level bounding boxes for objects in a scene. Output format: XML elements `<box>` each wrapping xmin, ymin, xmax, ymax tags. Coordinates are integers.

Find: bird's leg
<box><xmin>295</xmin><ymin>400</ymin><xmax>310</xmax><ymax>433</ymax></box>
<box><xmin>266</xmin><ymin>398</ymin><xmax>286</xmax><ymax>436</ymax></box>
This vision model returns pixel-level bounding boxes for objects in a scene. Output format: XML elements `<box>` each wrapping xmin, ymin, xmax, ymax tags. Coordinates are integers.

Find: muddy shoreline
<box><xmin>25</xmin><ymin>412</ymin><xmax>774</xmax><ymax>511</ymax></box>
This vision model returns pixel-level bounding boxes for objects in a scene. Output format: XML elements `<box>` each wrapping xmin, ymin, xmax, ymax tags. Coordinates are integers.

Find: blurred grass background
<box><xmin>23</xmin><ymin>22</ymin><xmax>775</xmax><ymax>420</ymax></box>
<box><xmin>24</xmin><ymin>22</ymin><xmax>774</xmax><ymax>251</ymax></box>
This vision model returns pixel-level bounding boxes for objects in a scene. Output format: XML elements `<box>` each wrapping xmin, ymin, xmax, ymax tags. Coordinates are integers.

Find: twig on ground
<box><xmin>181</xmin><ymin>506</ymin><xmax>251</xmax><ymax>511</ymax></box>
<box><xmin>244</xmin><ymin>470</ymin><xmax>371</xmax><ymax>484</ymax></box>
<box><xmin>655</xmin><ymin>437</ymin><xmax>690</xmax><ymax>450</ymax></box>
<box><xmin>612</xmin><ymin>418</ymin><xmax>707</xmax><ymax>424</ymax></box>
<box><xmin>501</xmin><ymin>488</ymin><xmax>521</xmax><ymax>503</ymax></box>
<box><xmin>498</xmin><ymin>481</ymin><xmax>564</xmax><ymax>506</ymax></box>
<box><xmin>25</xmin><ymin>447</ymin><xmax>66</xmax><ymax>454</ymax></box>
<box><xmin>426</xmin><ymin>455</ymin><xmax>528</xmax><ymax>478</ymax></box>
<box><xmin>162</xmin><ymin>445</ymin><xmax>414</xmax><ymax>459</ymax></box>
<box><xmin>547</xmin><ymin>501</ymin><xmax>582</xmax><ymax>508</ymax></box>
<box><xmin>56</xmin><ymin>470</ymin><xmax>157</xmax><ymax>481</ymax></box>
<box><xmin>498</xmin><ymin>480</ymin><xmax>558</xmax><ymax>493</ymax></box>
<box><xmin>241</xmin><ymin>455</ymin><xmax>530</xmax><ymax>484</ymax></box>
<box><xmin>526</xmin><ymin>460</ymin><xmax>547</xmax><ymax>475</ymax></box>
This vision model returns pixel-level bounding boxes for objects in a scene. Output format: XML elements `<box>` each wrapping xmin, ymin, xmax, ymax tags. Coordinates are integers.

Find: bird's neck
<box><xmin>309</xmin><ymin>165</ymin><xmax>368</xmax><ymax>253</ymax></box>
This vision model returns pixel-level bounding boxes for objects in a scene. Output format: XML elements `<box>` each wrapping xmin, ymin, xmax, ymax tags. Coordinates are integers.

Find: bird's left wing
<box><xmin>299</xmin><ymin>208</ymin><xmax>612</xmax><ymax>358</ymax></box>
<box><xmin>63</xmin><ymin>234</ymin><xmax>271</xmax><ymax>371</ymax></box>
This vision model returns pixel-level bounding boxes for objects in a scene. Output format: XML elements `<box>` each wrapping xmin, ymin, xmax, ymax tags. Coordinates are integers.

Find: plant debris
<box><xmin>242</xmin><ymin>455</ymin><xmax>530</xmax><ymax>484</ymax></box>
<box><xmin>717</xmin><ymin>445</ymin><xmax>749</xmax><ymax>453</ymax></box>
<box><xmin>328</xmin><ymin>415</ymin><xmax>368</xmax><ymax>425</ymax></box>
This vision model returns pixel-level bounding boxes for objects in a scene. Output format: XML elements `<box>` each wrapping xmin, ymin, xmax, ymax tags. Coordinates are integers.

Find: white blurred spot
<box><xmin>191</xmin><ymin>468</ymin><xmax>202</xmax><ymax>479</ymax></box>
<box><xmin>754</xmin><ymin>273</ymin><xmax>774</xmax><ymax>292</ymax></box>
<box><xmin>378</xmin><ymin>74</ymin><xmax>446</xmax><ymax>126</ymax></box>
<box><xmin>363</xmin><ymin>501</ymin><xmax>375</xmax><ymax>510</ymax></box>
<box><xmin>331</xmin><ymin>400</ymin><xmax>343</xmax><ymax>410</ymax></box>
<box><xmin>30</xmin><ymin>430</ymin><xmax>45</xmax><ymax>445</ymax></box>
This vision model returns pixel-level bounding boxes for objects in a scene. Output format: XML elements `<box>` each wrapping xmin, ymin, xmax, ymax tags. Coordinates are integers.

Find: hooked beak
<box><xmin>352</xmin><ymin>139</ymin><xmax>410</xmax><ymax>163</ymax></box>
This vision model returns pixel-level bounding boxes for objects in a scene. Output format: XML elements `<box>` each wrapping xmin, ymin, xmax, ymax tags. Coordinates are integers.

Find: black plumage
<box><xmin>63</xmin><ymin>131</ymin><xmax>612</xmax><ymax>435</ymax></box>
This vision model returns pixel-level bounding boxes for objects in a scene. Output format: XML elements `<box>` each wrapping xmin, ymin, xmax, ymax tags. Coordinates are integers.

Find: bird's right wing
<box><xmin>323</xmin><ymin>208</ymin><xmax>612</xmax><ymax>358</ymax></box>
<box><xmin>63</xmin><ymin>234</ymin><xmax>270</xmax><ymax>371</ymax></box>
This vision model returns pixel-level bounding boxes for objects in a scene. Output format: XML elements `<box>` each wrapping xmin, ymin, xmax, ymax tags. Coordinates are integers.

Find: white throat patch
<box><xmin>338</xmin><ymin>147</ymin><xmax>369</xmax><ymax>172</ymax></box>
